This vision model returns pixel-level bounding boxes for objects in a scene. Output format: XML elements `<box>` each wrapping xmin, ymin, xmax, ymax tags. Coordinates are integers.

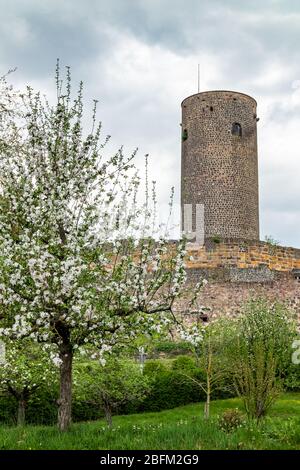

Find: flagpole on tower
<box><xmin>197</xmin><ymin>63</ymin><xmax>200</xmax><ymax>93</ymax></box>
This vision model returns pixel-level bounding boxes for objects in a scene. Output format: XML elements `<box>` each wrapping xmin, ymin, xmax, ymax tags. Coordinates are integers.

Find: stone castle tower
<box><xmin>181</xmin><ymin>90</ymin><xmax>259</xmax><ymax>240</ymax></box>
<box><xmin>180</xmin><ymin>91</ymin><xmax>300</xmax><ymax>321</ymax></box>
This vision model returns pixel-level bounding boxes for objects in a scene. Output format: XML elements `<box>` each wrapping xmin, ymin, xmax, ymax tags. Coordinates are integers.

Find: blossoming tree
<box><xmin>0</xmin><ymin>339</ymin><xmax>57</xmax><ymax>426</ymax></box>
<box><xmin>0</xmin><ymin>64</ymin><xmax>194</xmax><ymax>431</ymax></box>
<box><xmin>74</xmin><ymin>358</ymin><xmax>152</xmax><ymax>428</ymax></box>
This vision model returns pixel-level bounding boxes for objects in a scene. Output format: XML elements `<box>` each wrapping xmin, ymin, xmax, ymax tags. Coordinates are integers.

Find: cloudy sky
<box><xmin>1</xmin><ymin>0</ymin><xmax>300</xmax><ymax>247</ymax></box>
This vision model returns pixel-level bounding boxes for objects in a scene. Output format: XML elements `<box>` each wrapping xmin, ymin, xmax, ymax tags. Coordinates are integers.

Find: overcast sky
<box><xmin>1</xmin><ymin>0</ymin><xmax>299</xmax><ymax>247</ymax></box>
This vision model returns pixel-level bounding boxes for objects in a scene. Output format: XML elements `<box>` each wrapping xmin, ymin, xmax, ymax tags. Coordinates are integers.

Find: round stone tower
<box><xmin>181</xmin><ymin>90</ymin><xmax>259</xmax><ymax>241</ymax></box>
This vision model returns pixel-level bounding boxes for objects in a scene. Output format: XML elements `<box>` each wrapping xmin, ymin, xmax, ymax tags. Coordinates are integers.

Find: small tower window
<box><xmin>232</xmin><ymin>122</ymin><xmax>242</xmax><ymax>137</ymax></box>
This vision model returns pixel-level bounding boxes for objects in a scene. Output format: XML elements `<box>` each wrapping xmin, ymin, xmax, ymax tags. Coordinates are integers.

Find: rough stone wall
<box><xmin>189</xmin><ymin>276</ymin><xmax>300</xmax><ymax>321</ymax></box>
<box><xmin>181</xmin><ymin>240</ymin><xmax>300</xmax><ymax>321</ymax></box>
<box><xmin>185</xmin><ymin>239</ymin><xmax>300</xmax><ymax>274</ymax></box>
<box><xmin>181</xmin><ymin>90</ymin><xmax>259</xmax><ymax>240</ymax></box>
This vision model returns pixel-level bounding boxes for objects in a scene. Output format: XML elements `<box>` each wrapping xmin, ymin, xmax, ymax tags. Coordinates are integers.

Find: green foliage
<box><xmin>0</xmin><ymin>394</ymin><xmax>18</xmax><ymax>425</ymax></box>
<box><xmin>181</xmin><ymin>128</ymin><xmax>188</xmax><ymax>142</ymax></box>
<box><xmin>0</xmin><ymin>393</ymin><xmax>299</xmax><ymax>450</ymax></box>
<box><xmin>264</xmin><ymin>235</ymin><xmax>280</xmax><ymax>246</ymax></box>
<box><xmin>183</xmin><ymin>318</ymin><xmax>235</xmax><ymax>418</ymax></box>
<box><xmin>143</xmin><ymin>360</ymin><xmax>167</xmax><ymax>376</ymax></box>
<box><xmin>282</xmin><ymin>363</ymin><xmax>300</xmax><ymax>391</ymax></box>
<box><xmin>0</xmin><ymin>382</ymin><xmax>58</xmax><ymax>426</ymax></box>
<box><xmin>73</xmin><ymin>359</ymin><xmax>151</xmax><ymax>426</ymax></box>
<box><xmin>228</xmin><ymin>299</ymin><xmax>296</xmax><ymax>420</ymax></box>
<box><xmin>141</xmin><ymin>358</ymin><xmax>233</xmax><ymax>413</ymax></box>
<box><xmin>218</xmin><ymin>408</ymin><xmax>245</xmax><ymax>433</ymax></box>
<box><xmin>140</xmin><ymin>366</ymin><xmax>206</xmax><ymax>412</ymax></box>
<box><xmin>264</xmin><ymin>235</ymin><xmax>280</xmax><ymax>255</ymax></box>
<box><xmin>171</xmin><ymin>355</ymin><xmax>197</xmax><ymax>372</ymax></box>
<box><xmin>0</xmin><ymin>357</ymin><xmax>212</xmax><ymax>424</ymax></box>
<box><xmin>152</xmin><ymin>340</ymin><xmax>193</xmax><ymax>356</ymax></box>
<box><xmin>0</xmin><ymin>340</ymin><xmax>58</xmax><ymax>425</ymax></box>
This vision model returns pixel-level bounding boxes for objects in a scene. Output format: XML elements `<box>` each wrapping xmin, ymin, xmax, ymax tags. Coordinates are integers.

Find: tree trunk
<box><xmin>204</xmin><ymin>393</ymin><xmax>210</xmax><ymax>419</ymax></box>
<box><xmin>58</xmin><ymin>345</ymin><xmax>73</xmax><ymax>432</ymax></box>
<box><xmin>104</xmin><ymin>402</ymin><xmax>113</xmax><ymax>428</ymax></box>
<box><xmin>204</xmin><ymin>358</ymin><xmax>211</xmax><ymax>419</ymax></box>
<box><xmin>17</xmin><ymin>397</ymin><xmax>26</xmax><ymax>426</ymax></box>
<box><xmin>204</xmin><ymin>349</ymin><xmax>211</xmax><ymax>420</ymax></box>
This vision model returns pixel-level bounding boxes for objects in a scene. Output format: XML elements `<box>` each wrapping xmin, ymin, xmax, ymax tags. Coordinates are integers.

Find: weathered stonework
<box><xmin>192</xmin><ymin>277</ymin><xmax>300</xmax><ymax>320</ymax></box>
<box><xmin>181</xmin><ymin>90</ymin><xmax>259</xmax><ymax>240</ymax></box>
<box><xmin>180</xmin><ymin>90</ymin><xmax>299</xmax><ymax>320</ymax></box>
<box><xmin>185</xmin><ymin>239</ymin><xmax>300</xmax><ymax>275</ymax></box>
<box><xmin>183</xmin><ymin>240</ymin><xmax>300</xmax><ymax>319</ymax></box>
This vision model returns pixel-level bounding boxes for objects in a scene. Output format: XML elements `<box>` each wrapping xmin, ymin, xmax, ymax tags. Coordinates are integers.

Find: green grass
<box><xmin>0</xmin><ymin>393</ymin><xmax>299</xmax><ymax>450</ymax></box>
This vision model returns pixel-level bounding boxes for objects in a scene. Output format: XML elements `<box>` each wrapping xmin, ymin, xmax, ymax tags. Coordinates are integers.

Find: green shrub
<box><xmin>73</xmin><ymin>359</ymin><xmax>151</xmax><ymax>427</ymax></box>
<box><xmin>143</xmin><ymin>360</ymin><xmax>168</xmax><ymax>375</ymax></box>
<box><xmin>0</xmin><ymin>394</ymin><xmax>18</xmax><ymax>425</ymax></box>
<box><xmin>140</xmin><ymin>358</ymin><xmax>234</xmax><ymax>413</ymax></box>
<box><xmin>0</xmin><ymin>383</ymin><xmax>58</xmax><ymax>426</ymax></box>
<box><xmin>140</xmin><ymin>369</ymin><xmax>205</xmax><ymax>412</ymax></box>
<box><xmin>228</xmin><ymin>299</ymin><xmax>296</xmax><ymax>420</ymax></box>
<box><xmin>283</xmin><ymin>363</ymin><xmax>300</xmax><ymax>392</ymax></box>
<box><xmin>26</xmin><ymin>385</ymin><xmax>58</xmax><ymax>425</ymax></box>
<box><xmin>182</xmin><ymin>128</ymin><xmax>188</xmax><ymax>142</ymax></box>
<box><xmin>72</xmin><ymin>397</ymin><xmax>104</xmax><ymax>422</ymax></box>
<box><xmin>172</xmin><ymin>355</ymin><xmax>196</xmax><ymax>372</ymax></box>
<box><xmin>153</xmin><ymin>341</ymin><xmax>192</xmax><ymax>356</ymax></box>
<box><xmin>0</xmin><ymin>356</ymin><xmax>236</xmax><ymax>424</ymax></box>
<box><xmin>218</xmin><ymin>408</ymin><xmax>245</xmax><ymax>433</ymax></box>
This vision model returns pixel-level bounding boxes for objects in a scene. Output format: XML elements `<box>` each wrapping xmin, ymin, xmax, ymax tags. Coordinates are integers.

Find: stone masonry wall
<box><xmin>182</xmin><ymin>239</ymin><xmax>300</xmax><ymax>320</ymax></box>
<box><xmin>185</xmin><ymin>239</ymin><xmax>300</xmax><ymax>273</ymax></box>
<box><xmin>181</xmin><ymin>90</ymin><xmax>259</xmax><ymax>240</ymax></box>
<box><xmin>193</xmin><ymin>277</ymin><xmax>300</xmax><ymax>320</ymax></box>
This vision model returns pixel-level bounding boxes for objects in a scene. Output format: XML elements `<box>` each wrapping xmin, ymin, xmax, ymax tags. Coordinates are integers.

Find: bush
<box><xmin>218</xmin><ymin>408</ymin><xmax>245</xmax><ymax>433</ymax></box>
<box><xmin>283</xmin><ymin>363</ymin><xmax>300</xmax><ymax>392</ymax></box>
<box><xmin>0</xmin><ymin>357</ymin><xmax>236</xmax><ymax>425</ymax></box>
<box><xmin>0</xmin><ymin>383</ymin><xmax>58</xmax><ymax>426</ymax></box>
<box><xmin>0</xmin><ymin>394</ymin><xmax>18</xmax><ymax>425</ymax></box>
<box><xmin>140</xmin><ymin>358</ymin><xmax>233</xmax><ymax>413</ymax></box>
<box><xmin>143</xmin><ymin>360</ymin><xmax>168</xmax><ymax>375</ymax></box>
<box><xmin>140</xmin><ymin>368</ymin><xmax>206</xmax><ymax>412</ymax></box>
<box><xmin>228</xmin><ymin>299</ymin><xmax>296</xmax><ymax>420</ymax></box>
<box><xmin>73</xmin><ymin>359</ymin><xmax>151</xmax><ymax>427</ymax></box>
<box><xmin>152</xmin><ymin>341</ymin><xmax>192</xmax><ymax>357</ymax></box>
<box><xmin>171</xmin><ymin>355</ymin><xmax>197</xmax><ymax>372</ymax></box>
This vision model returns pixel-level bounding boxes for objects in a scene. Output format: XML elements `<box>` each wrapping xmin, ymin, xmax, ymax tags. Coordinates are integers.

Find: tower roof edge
<box><xmin>181</xmin><ymin>90</ymin><xmax>257</xmax><ymax>107</ymax></box>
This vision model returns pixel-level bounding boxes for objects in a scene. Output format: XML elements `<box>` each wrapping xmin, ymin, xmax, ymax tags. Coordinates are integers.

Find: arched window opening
<box><xmin>232</xmin><ymin>122</ymin><xmax>242</xmax><ymax>137</ymax></box>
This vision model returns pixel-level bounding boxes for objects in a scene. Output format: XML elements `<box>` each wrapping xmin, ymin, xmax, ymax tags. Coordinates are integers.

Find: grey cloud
<box><xmin>0</xmin><ymin>0</ymin><xmax>299</xmax><ymax>247</ymax></box>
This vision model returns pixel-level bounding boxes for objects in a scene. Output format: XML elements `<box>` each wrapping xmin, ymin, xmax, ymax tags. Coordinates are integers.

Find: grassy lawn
<box><xmin>0</xmin><ymin>393</ymin><xmax>299</xmax><ymax>450</ymax></box>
